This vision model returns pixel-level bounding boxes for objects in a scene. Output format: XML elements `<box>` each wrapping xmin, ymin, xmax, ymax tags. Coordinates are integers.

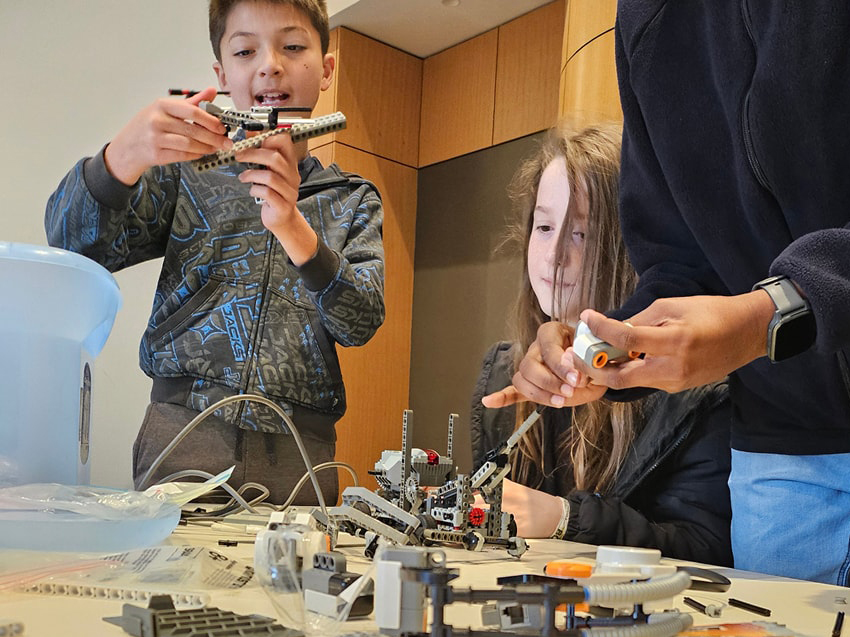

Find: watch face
<box><xmin>773</xmin><ymin>312</ymin><xmax>817</xmax><ymax>361</ymax></box>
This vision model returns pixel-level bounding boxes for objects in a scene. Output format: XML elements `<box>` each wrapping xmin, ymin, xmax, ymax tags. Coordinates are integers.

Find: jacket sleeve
<box><xmin>565</xmin><ymin>385</ymin><xmax>733</xmax><ymax>566</ymax></box>
<box><xmin>616</xmin><ymin>14</ymin><xmax>850</xmax><ymax>354</ymax></box>
<box><xmin>611</xmin><ymin>17</ymin><xmax>727</xmax><ymax>322</ymax></box>
<box><xmin>44</xmin><ymin>147</ymin><xmax>178</xmax><ymax>271</ymax></box>
<box><xmin>469</xmin><ymin>342</ymin><xmax>516</xmax><ymax>469</ymax></box>
<box><xmin>299</xmin><ymin>183</ymin><xmax>385</xmax><ymax>347</ymax></box>
<box><xmin>772</xmin><ymin>230</ymin><xmax>850</xmax><ymax>354</ymax></box>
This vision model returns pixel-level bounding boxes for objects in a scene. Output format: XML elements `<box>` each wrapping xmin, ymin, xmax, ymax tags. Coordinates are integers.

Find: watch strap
<box><xmin>753</xmin><ymin>275</ymin><xmax>808</xmax><ymax>315</ymax></box>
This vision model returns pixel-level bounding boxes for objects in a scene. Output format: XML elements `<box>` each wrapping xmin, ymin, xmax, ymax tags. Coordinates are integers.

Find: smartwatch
<box><xmin>752</xmin><ymin>275</ymin><xmax>816</xmax><ymax>362</ymax></box>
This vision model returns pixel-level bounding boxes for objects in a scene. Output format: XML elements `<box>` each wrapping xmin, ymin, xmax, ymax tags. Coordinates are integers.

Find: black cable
<box><xmin>561</xmin><ymin>26</ymin><xmax>615</xmax><ymax>74</ymax></box>
<box><xmin>677</xmin><ymin>565</ymin><xmax>732</xmax><ymax>592</ymax></box>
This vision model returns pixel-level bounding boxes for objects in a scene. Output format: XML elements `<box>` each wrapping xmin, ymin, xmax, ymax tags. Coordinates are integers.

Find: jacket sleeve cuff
<box><xmin>604</xmin><ymin>386</ymin><xmax>657</xmax><ymax>402</ymax></box>
<box><xmin>83</xmin><ymin>145</ymin><xmax>137</xmax><ymax>210</ymax></box>
<box><xmin>298</xmin><ymin>239</ymin><xmax>340</xmax><ymax>292</ymax></box>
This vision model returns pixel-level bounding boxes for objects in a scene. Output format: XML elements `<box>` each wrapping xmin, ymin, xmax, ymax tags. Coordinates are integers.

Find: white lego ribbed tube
<box><xmin>578</xmin><ymin>612</ymin><xmax>693</xmax><ymax>637</ymax></box>
<box><xmin>584</xmin><ymin>570</ymin><xmax>690</xmax><ymax>606</ymax></box>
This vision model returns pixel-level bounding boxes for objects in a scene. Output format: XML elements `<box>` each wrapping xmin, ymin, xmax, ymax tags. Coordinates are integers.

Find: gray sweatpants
<box><xmin>132</xmin><ymin>401</ymin><xmax>338</xmax><ymax>505</ymax></box>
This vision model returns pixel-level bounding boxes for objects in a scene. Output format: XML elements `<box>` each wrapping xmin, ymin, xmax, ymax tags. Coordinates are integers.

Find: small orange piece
<box><xmin>544</xmin><ymin>560</ymin><xmax>593</xmax><ymax>578</ymax></box>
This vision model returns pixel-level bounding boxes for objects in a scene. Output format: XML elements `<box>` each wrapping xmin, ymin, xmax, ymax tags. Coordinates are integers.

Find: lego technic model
<box><xmin>372</xmin><ymin>546</ymin><xmax>694</xmax><ymax>637</ymax></box>
<box><xmin>313</xmin><ymin>409</ymin><xmax>541</xmax><ymax>558</ymax></box>
<box><xmin>192</xmin><ymin>101</ymin><xmax>346</xmax><ymax>173</ymax></box>
<box><xmin>251</xmin><ymin>527</ymin><xmax>694</xmax><ymax>637</ymax></box>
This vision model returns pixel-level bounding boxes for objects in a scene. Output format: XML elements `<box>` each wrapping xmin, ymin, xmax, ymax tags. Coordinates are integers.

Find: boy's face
<box><xmin>213</xmin><ymin>1</ymin><xmax>334</xmax><ymax>113</ymax></box>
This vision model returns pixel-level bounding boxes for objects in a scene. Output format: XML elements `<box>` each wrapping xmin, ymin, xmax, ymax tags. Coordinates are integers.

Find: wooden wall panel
<box><xmin>559</xmin><ymin>0</ymin><xmax>621</xmax><ymax>125</ymax></box>
<box><xmin>334</xmin><ymin>29</ymin><xmax>422</xmax><ymax>167</ymax></box>
<box><xmin>327</xmin><ymin>142</ymin><xmax>418</xmax><ymax>495</ymax></box>
<box><xmin>310</xmin><ymin>29</ymin><xmax>338</xmax><ymax>123</ymax></box>
<box><xmin>493</xmin><ymin>0</ymin><xmax>565</xmax><ymax>145</ymax></box>
<box><xmin>563</xmin><ymin>0</ymin><xmax>616</xmax><ymax>59</ymax></box>
<box><xmin>310</xmin><ymin>28</ymin><xmax>422</xmax><ymax>168</ymax></box>
<box><xmin>419</xmin><ymin>30</ymin><xmax>498</xmax><ymax>167</ymax></box>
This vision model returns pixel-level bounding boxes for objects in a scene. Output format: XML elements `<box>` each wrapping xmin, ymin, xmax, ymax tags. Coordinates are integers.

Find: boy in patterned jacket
<box><xmin>44</xmin><ymin>0</ymin><xmax>384</xmax><ymax>504</ymax></box>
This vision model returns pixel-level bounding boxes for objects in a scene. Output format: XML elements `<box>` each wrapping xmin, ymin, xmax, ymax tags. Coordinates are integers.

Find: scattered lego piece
<box><xmin>103</xmin><ymin>594</ymin><xmax>301</xmax><ymax>637</ymax></box>
<box><xmin>0</xmin><ymin>619</ymin><xmax>24</xmax><ymax>636</ymax></box>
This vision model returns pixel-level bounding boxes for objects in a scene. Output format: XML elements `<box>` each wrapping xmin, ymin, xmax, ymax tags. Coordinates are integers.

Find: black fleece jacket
<box><xmin>614</xmin><ymin>1</ymin><xmax>850</xmax><ymax>453</ymax></box>
<box><xmin>471</xmin><ymin>342</ymin><xmax>733</xmax><ymax>567</ymax></box>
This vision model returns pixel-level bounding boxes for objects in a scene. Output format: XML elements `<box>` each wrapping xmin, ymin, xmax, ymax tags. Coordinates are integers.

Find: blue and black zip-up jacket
<box><xmin>614</xmin><ymin>1</ymin><xmax>850</xmax><ymax>454</ymax></box>
<box><xmin>45</xmin><ymin>148</ymin><xmax>384</xmax><ymax>441</ymax></box>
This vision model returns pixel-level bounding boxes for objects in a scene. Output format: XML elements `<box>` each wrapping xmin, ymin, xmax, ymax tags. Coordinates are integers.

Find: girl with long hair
<box><xmin>470</xmin><ymin>124</ymin><xmax>733</xmax><ymax>565</ymax></box>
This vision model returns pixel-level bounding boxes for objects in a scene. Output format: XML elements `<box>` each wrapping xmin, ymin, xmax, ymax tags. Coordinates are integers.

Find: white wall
<box><xmin>0</xmin><ymin>1</ymin><xmax>219</xmax><ymax>487</ymax></box>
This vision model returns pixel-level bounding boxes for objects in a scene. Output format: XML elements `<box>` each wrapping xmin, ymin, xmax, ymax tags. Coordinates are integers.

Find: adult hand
<box><xmin>481</xmin><ymin>321</ymin><xmax>606</xmax><ymax>409</ymax></box>
<box><xmin>475</xmin><ymin>479</ymin><xmax>564</xmax><ymax>538</ymax></box>
<box><xmin>236</xmin><ymin>134</ymin><xmax>318</xmax><ymax>265</ymax></box>
<box><xmin>575</xmin><ymin>291</ymin><xmax>775</xmax><ymax>393</ymax></box>
<box><xmin>105</xmin><ymin>86</ymin><xmax>230</xmax><ymax>185</ymax></box>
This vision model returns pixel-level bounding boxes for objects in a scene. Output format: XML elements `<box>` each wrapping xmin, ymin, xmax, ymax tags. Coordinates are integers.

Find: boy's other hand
<box><xmin>104</xmin><ymin>86</ymin><xmax>231</xmax><ymax>186</ymax></box>
<box><xmin>236</xmin><ymin>134</ymin><xmax>319</xmax><ymax>266</ymax></box>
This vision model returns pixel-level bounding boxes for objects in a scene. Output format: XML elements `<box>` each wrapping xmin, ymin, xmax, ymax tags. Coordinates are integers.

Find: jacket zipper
<box><xmin>235</xmin><ymin>231</ymin><xmax>275</xmax><ymax>426</ymax></box>
<box><xmin>838</xmin><ymin>351</ymin><xmax>850</xmax><ymax>402</ymax></box>
<box><xmin>740</xmin><ymin>0</ymin><xmax>772</xmax><ymax>194</ymax></box>
<box><xmin>236</xmin><ymin>168</ymin><xmax>332</xmax><ymax>427</ymax></box>
<box><xmin>620</xmin><ymin>426</ymin><xmax>691</xmax><ymax>501</ymax></box>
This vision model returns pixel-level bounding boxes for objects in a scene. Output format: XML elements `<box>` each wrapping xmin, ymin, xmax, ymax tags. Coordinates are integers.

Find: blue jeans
<box><xmin>730</xmin><ymin>450</ymin><xmax>850</xmax><ymax>585</ymax></box>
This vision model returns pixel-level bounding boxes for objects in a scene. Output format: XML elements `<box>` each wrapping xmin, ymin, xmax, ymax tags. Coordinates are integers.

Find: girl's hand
<box><xmin>482</xmin><ymin>321</ymin><xmax>606</xmax><ymax>409</ymax></box>
<box><xmin>475</xmin><ymin>479</ymin><xmax>564</xmax><ymax>538</ymax></box>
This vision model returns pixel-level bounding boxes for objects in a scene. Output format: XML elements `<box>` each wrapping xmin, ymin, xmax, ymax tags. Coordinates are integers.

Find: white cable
<box><xmin>156</xmin><ymin>469</ymin><xmax>268</xmax><ymax>515</ymax></box>
<box><xmin>275</xmin><ymin>461</ymin><xmax>359</xmax><ymax>511</ymax></box>
<box><xmin>584</xmin><ymin>571</ymin><xmax>691</xmax><ymax>606</ymax></box>
<box><xmin>136</xmin><ymin>394</ymin><xmax>327</xmax><ymax>517</ymax></box>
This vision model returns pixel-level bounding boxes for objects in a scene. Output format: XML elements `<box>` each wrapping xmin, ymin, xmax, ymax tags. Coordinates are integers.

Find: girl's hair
<box><xmin>506</xmin><ymin>122</ymin><xmax>642</xmax><ymax>493</ymax></box>
<box><xmin>209</xmin><ymin>0</ymin><xmax>330</xmax><ymax>61</ymax></box>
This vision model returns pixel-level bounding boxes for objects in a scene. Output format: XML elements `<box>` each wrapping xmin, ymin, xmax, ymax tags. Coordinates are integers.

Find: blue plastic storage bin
<box><xmin>0</xmin><ymin>242</ymin><xmax>121</xmax><ymax>486</ymax></box>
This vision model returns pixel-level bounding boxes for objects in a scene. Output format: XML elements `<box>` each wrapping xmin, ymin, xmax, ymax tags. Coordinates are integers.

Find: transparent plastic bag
<box><xmin>0</xmin><ymin>467</ymin><xmax>232</xmax><ymax>551</ymax></box>
<box><xmin>0</xmin><ymin>483</ymin><xmax>177</xmax><ymax>520</ymax></box>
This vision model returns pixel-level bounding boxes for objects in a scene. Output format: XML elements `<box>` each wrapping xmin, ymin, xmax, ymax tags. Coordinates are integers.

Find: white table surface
<box><xmin>1</xmin><ymin>523</ymin><xmax>845</xmax><ymax>636</ymax></box>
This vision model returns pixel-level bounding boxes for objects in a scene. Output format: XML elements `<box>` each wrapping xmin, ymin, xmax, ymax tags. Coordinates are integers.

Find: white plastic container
<box><xmin>0</xmin><ymin>242</ymin><xmax>121</xmax><ymax>486</ymax></box>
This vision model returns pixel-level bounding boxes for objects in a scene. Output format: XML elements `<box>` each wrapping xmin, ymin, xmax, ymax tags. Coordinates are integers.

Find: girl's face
<box><xmin>527</xmin><ymin>157</ymin><xmax>587</xmax><ymax>321</ymax></box>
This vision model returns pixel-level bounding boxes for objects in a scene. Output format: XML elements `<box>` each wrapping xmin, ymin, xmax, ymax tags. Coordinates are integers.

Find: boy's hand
<box><xmin>236</xmin><ymin>134</ymin><xmax>319</xmax><ymax>266</ymax></box>
<box><xmin>474</xmin><ymin>479</ymin><xmax>564</xmax><ymax>538</ymax></box>
<box><xmin>104</xmin><ymin>86</ymin><xmax>230</xmax><ymax>186</ymax></box>
<box><xmin>482</xmin><ymin>321</ymin><xmax>606</xmax><ymax>409</ymax></box>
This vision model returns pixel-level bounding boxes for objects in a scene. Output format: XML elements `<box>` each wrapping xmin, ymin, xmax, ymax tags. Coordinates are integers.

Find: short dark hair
<box><xmin>209</xmin><ymin>0</ymin><xmax>330</xmax><ymax>61</ymax></box>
